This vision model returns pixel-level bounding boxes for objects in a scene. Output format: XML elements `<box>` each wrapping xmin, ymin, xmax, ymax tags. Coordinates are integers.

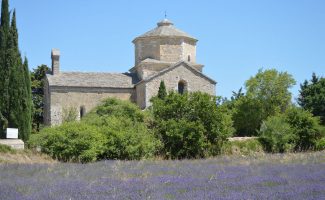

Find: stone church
<box><xmin>44</xmin><ymin>19</ymin><xmax>216</xmax><ymax>125</ymax></box>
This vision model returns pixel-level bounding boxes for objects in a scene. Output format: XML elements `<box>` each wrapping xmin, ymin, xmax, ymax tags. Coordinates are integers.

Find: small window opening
<box><xmin>178</xmin><ymin>81</ymin><xmax>186</xmax><ymax>94</ymax></box>
<box><xmin>188</xmin><ymin>55</ymin><xmax>191</xmax><ymax>62</ymax></box>
<box><xmin>80</xmin><ymin>106</ymin><xmax>86</xmax><ymax>119</ymax></box>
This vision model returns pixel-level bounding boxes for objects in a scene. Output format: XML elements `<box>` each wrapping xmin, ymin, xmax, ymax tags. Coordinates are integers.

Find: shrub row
<box><xmin>258</xmin><ymin>107</ymin><xmax>325</xmax><ymax>153</ymax></box>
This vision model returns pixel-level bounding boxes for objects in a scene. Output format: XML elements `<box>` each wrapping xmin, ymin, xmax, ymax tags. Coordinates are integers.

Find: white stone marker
<box><xmin>6</xmin><ymin>128</ymin><xmax>18</xmax><ymax>139</ymax></box>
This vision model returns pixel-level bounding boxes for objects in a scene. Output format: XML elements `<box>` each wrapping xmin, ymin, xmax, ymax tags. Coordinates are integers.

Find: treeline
<box><xmin>29</xmin><ymin>69</ymin><xmax>325</xmax><ymax>162</ymax></box>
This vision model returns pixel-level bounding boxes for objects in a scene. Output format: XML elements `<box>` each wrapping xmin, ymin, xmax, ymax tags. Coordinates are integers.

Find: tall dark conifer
<box><xmin>0</xmin><ymin>1</ymin><xmax>32</xmax><ymax>140</ymax></box>
<box><xmin>0</xmin><ymin>0</ymin><xmax>10</xmax><ymax>138</ymax></box>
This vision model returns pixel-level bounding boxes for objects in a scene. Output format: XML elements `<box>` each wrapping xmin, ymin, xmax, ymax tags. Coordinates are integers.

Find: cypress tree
<box><xmin>0</xmin><ymin>2</ymin><xmax>32</xmax><ymax>140</ymax></box>
<box><xmin>22</xmin><ymin>57</ymin><xmax>32</xmax><ymax>140</ymax></box>
<box><xmin>158</xmin><ymin>81</ymin><xmax>167</xmax><ymax>100</ymax></box>
<box><xmin>0</xmin><ymin>0</ymin><xmax>10</xmax><ymax>138</ymax></box>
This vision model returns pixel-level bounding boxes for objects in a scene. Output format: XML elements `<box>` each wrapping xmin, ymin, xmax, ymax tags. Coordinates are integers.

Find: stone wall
<box><xmin>134</xmin><ymin>38</ymin><xmax>196</xmax><ymax>65</ymax></box>
<box><xmin>136</xmin><ymin>82</ymin><xmax>146</xmax><ymax>109</ymax></box>
<box><xmin>143</xmin><ymin>63</ymin><xmax>215</xmax><ymax>107</ymax></box>
<box><xmin>47</xmin><ymin>87</ymin><xmax>134</xmax><ymax>126</ymax></box>
<box><xmin>182</xmin><ymin>40</ymin><xmax>196</xmax><ymax>63</ymax></box>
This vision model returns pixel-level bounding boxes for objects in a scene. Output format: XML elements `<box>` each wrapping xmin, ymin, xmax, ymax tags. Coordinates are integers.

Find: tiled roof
<box><xmin>46</xmin><ymin>72</ymin><xmax>138</xmax><ymax>88</ymax></box>
<box><xmin>133</xmin><ymin>19</ymin><xmax>197</xmax><ymax>42</ymax></box>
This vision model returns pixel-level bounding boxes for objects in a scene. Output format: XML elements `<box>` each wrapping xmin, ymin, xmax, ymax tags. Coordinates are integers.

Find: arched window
<box><xmin>178</xmin><ymin>80</ymin><xmax>187</xmax><ymax>94</ymax></box>
<box><xmin>80</xmin><ymin>106</ymin><xmax>86</xmax><ymax>119</ymax></box>
<box><xmin>188</xmin><ymin>55</ymin><xmax>191</xmax><ymax>62</ymax></box>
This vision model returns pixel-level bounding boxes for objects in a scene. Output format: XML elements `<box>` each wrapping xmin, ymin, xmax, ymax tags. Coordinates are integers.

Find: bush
<box><xmin>96</xmin><ymin>116</ymin><xmax>160</xmax><ymax>160</ymax></box>
<box><xmin>285</xmin><ymin>107</ymin><xmax>322</xmax><ymax>151</ymax></box>
<box><xmin>258</xmin><ymin>115</ymin><xmax>296</xmax><ymax>153</ymax></box>
<box><xmin>258</xmin><ymin>107</ymin><xmax>323</xmax><ymax>153</ymax></box>
<box><xmin>315</xmin><ymin>138</ymin><xmax>325</xmax><ymax>151</ymax></box>
<box><xmin>83</xmin><ymin>98</ymin><xmax>161</xmax><ymax>160</ymax></box>
<box><xmin>158</xmin><ymin>119</ymin><xmax>206</xmax><ymax>159</ymax></box>
<box><xmin>221</xmin><ymin>138</ymin><xmax>264</xmax><ymax>155</ymax></box>
<box><xmin>29</xmin><ymin>98</ymin><xmax>161</xmax><ymax>162</ymax></box>
<box><xmin>29</xmin><ymin>122</ymin><xmax>106</xmax><ymax>163</ymax></box>
<box><xmin>151</xmin><ymin>91</ymin><xmax>234</xmax><ymax>158</ymax></box>
<box><xmin>232</xmin><ymin>96</ymin><xmax>264</xmax><ymax>136</ymax></box>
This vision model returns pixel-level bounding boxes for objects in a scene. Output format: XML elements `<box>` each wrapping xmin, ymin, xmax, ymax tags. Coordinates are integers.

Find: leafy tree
<box><xmin>151</xmin><ymin>91</ymin><xmax>234</xmax><ymax>158</ymax></box>
<box><xmin>245</xmin><ymin>68</ymin><xmax>296</xmax><ymax>115</ymax></box>
<box><xmin>233</xmin><ymin>69</ymin><xmax>296</xmax><ymax>136</ymax></box>
<box><xmin>232</xmin><ymin>96</ymin><xmax>264</xmax><ymax>136</ymax></box>
<box><xmin>157</xmin><ymin>80</ymin><xmax>167</xmax><ymax>99</ymax></box>
<box><xmin>231</xmin><ymin>87</ymin><xmax>244</xmax><ymax>101</ymax></box>
<box><xmin>31</xmin><ymin>64</ymin><xmax>49</xmax><ymax>131</ymax></box>
<box><xmin>298</xmin><ymin>73</ymin><xmax>325</xmax><ymax>125</ymax></box>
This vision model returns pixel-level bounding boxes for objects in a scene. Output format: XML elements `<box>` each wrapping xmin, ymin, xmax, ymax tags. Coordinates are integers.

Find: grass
<box><xmin>221</xmin><ymin>138</ymin><xmax>264</xmax><ymax>156</ymax></box>
<box><xmin>0</xmin><ymin>144</ymin><xmax>55</xmax><ymax>164</ymax></box>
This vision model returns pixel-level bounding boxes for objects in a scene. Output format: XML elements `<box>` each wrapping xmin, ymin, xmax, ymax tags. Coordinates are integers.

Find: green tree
<box><xmin>31</xmin><ymin>65</ymin><xmax>49</xmax><ymax>131</ymax></box>
<box><xmin>157</xmin><ymin>80</ymin><xmax>167</xmax><ymax>99</ymax></box>
<box><xmin>0</xmin><ymin>2</ymin><xmax>32</xmax><ymax>140</ymax></box>
<box><xmin>151</xmin><ymin>91</ymin><xmax>234</xmax><ymax>158</ymax></box>
<box><xmin>245</xmin><ymin>68</ymin><xmax>296</xmax><ymax>115</ymax></box>
<box><xmin>0</xmin><ymin>0</ymin><xmax>10</xmax><ymax>138</ymax></box>
<box><xmin>233</xmin><ymin>69</ymin><xmax>296</xmax><ymax>136</ymax></box>
<box><xmin>298</xmin><ymin>73</ymin><xmax>325</xmax><ymax>125</ymax></box>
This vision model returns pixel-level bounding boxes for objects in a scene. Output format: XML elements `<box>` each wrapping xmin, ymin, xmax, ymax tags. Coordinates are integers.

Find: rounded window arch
<box><xmin>187</xmin><ymin>55</ymin><xmax>191</xmax><ymax>62</ymax></box>
<box><xmin>178</xmin><ymin>80</ymin><xmax>187</xmax><ymax>94</ymax></box>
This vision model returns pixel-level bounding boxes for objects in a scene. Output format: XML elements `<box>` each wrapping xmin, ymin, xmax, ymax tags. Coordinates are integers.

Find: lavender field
<box><xmin>0</xmin><ymin>152</ymin><xmax>324</xmax><ymax>200</ymax></box>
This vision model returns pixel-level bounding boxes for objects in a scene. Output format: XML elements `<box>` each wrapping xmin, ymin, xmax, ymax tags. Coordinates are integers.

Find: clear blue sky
<box><xmin>10</xmin><ymin>0</ymin><xmax>325</xmax><ymax>101</ymax></box>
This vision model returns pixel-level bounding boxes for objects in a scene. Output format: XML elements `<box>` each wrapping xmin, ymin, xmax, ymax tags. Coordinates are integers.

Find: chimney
<box><xmin>51</xmin><ymin>49</ymin><xmax>60</xmax><ymax>75</ymax></box>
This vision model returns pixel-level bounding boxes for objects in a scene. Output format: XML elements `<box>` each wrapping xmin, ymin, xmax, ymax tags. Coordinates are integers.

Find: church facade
<box><xmin>44</xmin><ymin>19</ymin><xmax>216</xmax><ymax>125</ymax></box>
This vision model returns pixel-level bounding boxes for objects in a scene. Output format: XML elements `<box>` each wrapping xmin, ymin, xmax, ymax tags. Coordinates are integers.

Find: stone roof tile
<box><xmin>47</xmin><ymin>72</ymin><xmax>138</xmax><ymax>88</ymax></box>
<box><xmin>133</xmin><ymin>19</ymin><xmax>197</xmax><ymax>42</ymax></box>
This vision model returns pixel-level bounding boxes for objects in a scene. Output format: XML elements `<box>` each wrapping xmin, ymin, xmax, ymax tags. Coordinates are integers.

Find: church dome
<box><xmin>133</xmin><ymin>19</ymin><xmax>197</xmax><ymax>43</ymax></box>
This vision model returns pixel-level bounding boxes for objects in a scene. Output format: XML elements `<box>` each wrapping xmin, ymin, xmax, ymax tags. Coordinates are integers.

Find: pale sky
<box><xmin>9</xmin><ymin>0</ymin><xmax>325</xmax><ymax>101</ymax></box>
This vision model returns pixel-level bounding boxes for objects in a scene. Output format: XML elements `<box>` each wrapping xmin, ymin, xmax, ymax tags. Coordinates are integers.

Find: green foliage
<box><xmin>31</xmin><ymin>64</ymin><xmax>49</xmax><ymax>131</ymax></box>
<box><xmin>31</xmin><ymin>98</ymin><xmax>161</xmax><ymax>162</ymax></box>
<box><xmin>29</xmin><ymin>122</ymin><xmax>106</xmax><ymax>163</ymax></box>
<box><xmin>151</xmin><ymin>91</ymin><xmax>234</xmax><ymax>159</ymax></box>
<box><xmin>221</xmin><ymin>139</ymin><xmax>264</xmax><ymax>155</ymax></box>
<box><xmin>258</xmin><ymin>107</ymin><xmax>323</xmax><ymax>153</ymax></box>
<box><xmin>0</xmin><ymin>2</ymin><xmax>32</xmax><ymax>141</ymax></box>
<box><xmin>83</xmin><ymin>98</ymin><xmax>161</xmax><ymax>160</ymax></box>
<box><xmin>96</xmin><ymin>117</ymin><xmax>160</xmax><ymax>160</ymax></box>
<box><xmin>298</xmin><ymin>73</ymin><xmax>325</xmax><ymax>125</ymax></box>
<box><xmin>315</xmin><ymin>138</ymin><xmax>325</xmax><ymax>151</ymax></box>
<box><xmin>158</xmin><ymin>81</ymin><xmax>167</xmax><ymax>99</ymax></box>
<box><xmin>258</xmin><ymin>115</ymin><xmax>296</xmax><ymax>153</ymax></box>
<box><xmin>285</xmin><ymin>107</ymin><xmax>323</xmax><ymax>151</ymax></box>
<box><xmin>84</xmin><ymin>98</ymin><xmax>146</xmax><ymax>123</ymax></box>
<box><xmin>62</xmin><ymin>107</ymin><xmax>78</xmax><ymax>123</ymax></box>
<box><xmin>245</xmin><ymin>68</ymin><xmax>296</xmax><ymax>114</ymax></box>
<box><xmin>157</xmin><ymin>119</ymin><xmax>206</xmax><ymax>159</ymax></box>
<box><xmin>232</xmin><ymin>96</ymin><xmax>264</xmax><ymax>136</ymax></box>
<box><xmin>232</xmin><ymin>69</ymin><xmax>296</xmax><ymax>136</ymax></box>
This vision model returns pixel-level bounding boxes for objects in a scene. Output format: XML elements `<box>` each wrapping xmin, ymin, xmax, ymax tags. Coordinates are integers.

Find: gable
<box><xmin>137</xmin><ymin>61</ymin><xmax>217</xmax><ymax>85</ymax></box>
